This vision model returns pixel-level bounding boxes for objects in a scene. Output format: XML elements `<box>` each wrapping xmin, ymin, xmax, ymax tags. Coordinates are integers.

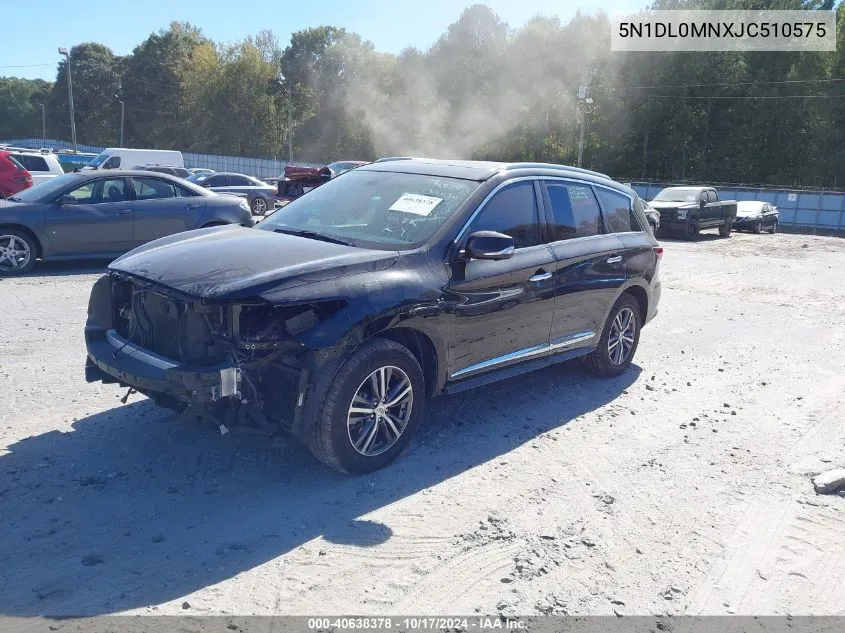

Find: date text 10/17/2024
<box><xmin>307</xmin><ymin>617</ymin><xmax>527</xmax><ymax>630</ymax></box>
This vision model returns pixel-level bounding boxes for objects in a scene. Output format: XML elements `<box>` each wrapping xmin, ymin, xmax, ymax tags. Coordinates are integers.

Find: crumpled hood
<box><xmin>109</xmin><ymin>225</ymin><xmax>399</xmax><ymax>299</ymax></box>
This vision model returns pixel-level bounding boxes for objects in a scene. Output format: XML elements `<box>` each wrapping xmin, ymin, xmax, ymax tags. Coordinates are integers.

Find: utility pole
<box><xmin>576</xmin><ymin>83</ymin><xmax>592</xmax><ymax>168</ymax></box>
<box><xmin>115</xmin><ymin>95</ymin><xmax>125</xmax><ymax>146</ymax></box>
<box><xmin>36</xmin><ymin>102</ymin><xmax>45</xmax><ymax>142</ymax></box>
<box><xmin>278</xmin><ymin>72</ymin><xmax>293</xmax><ymax>164</ymax></box>
<box><xmin>58</xmin><ymin>47</ymin><xmax>77</xmax><ymax>152</ymax></box>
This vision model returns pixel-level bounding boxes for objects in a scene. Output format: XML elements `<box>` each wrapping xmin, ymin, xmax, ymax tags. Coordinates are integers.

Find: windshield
<box><xmin>8</xmin><ymin>172</ymin><xmax>81</xmax><ymax>202</ymax></box>
<box><xmin>653</xmin><ymin>188</ymin><xmax>704</xmax><ymax>203</ymax></box>
<box><xmin>737</xmin><ymin>201</ymin><xmax>764</xmax><ymax>214</ymax></box>
<box><xmin>187</xmin><ymin>173</ymin><xmax>210</xmax><ymax>184</ymax></box>
<box><xmin>87</xmin><ymin>152</ymin><xmax>110</xmax><ymax>168</ymax></box>
<box><xmin>258</xmin><ymin>169</ymin><xmax>480</xmax><ymax>249</ymax></box>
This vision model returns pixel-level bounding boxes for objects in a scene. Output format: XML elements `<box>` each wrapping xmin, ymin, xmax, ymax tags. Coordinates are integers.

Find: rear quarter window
<box><xmin>13</xmin><ymin>154</ymin><xmax>49</xmax><ymax>172</ymax></box>
<box><xmin>596</xmin><ymin>188</ymin><xmax>642</xmax><ymax>233</ymax></box>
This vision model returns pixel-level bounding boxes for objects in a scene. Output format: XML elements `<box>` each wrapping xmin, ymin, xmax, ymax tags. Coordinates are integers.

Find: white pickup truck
<box><xmin>6</xmin><ymin>149</ymin><xmax>65</xmax><ymax>186</ymax></box>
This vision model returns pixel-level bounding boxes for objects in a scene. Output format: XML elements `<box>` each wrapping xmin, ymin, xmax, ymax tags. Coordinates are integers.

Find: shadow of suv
<box><xmin>84</xmin><ymin>159</ymin><xmax>662</xmax><ymax>473</ymax></box>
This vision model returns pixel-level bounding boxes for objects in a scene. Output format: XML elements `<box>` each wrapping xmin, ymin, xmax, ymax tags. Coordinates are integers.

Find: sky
<box><xmin>2</xmin><ymin>0</ymin><xmax>644</xmax><ymax>82</ymax></box>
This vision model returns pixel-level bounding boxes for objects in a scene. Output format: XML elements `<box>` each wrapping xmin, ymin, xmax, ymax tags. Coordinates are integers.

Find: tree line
<box><xmin>1</xmin><ymin>0</ymin><xmax>843</xmax><ymax>188</ymax></box>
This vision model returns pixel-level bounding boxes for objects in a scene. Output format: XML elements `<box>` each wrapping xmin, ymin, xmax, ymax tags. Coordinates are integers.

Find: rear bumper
<box><xmin>85</xmin><ymin>327</ymin><xmax>240</xmax><ymax>404</ymax></box>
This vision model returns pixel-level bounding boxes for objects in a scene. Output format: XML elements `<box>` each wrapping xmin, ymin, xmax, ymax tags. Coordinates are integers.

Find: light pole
<box><xmin>35</xmin><ymin>102</ymin><xmax>45</xmax><ymax>142</ymax></box>
<box><xmin>115</xmin><ymin>95</ymin><xmax>124</xmax><ymax>146</ymax></box>
<box><xmin>278</xmin><ymin>72</ymin><xmax>293</xmax><ymax>164</ymax></box>
<box><xmin>58</xmin><ymin>47</ymin><xmax>77</xmax><ymax>152</ymax></box>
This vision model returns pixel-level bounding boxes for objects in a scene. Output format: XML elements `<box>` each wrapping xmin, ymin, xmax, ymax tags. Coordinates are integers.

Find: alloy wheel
<box><xmin>252</xmin><ymin>197</ymin><xmax>267</xmax><ymax>214</ymax></box>
<box><xmin>347</xmin><ymin>365</ymin><xmax>414</xmax><ymax>457</ymax></box>
<box><xmin>607</xmin><ymin>307</ymin><xmax>636</xmax><ymax>365</ymax></box>
<box><xmin>0</xmin><ymin>234</ymin><xmax>31</xmax><ymax>271</ymax></box>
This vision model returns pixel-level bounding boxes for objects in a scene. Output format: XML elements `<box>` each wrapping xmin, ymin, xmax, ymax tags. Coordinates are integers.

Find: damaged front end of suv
<box><xmin>84</xmin><ymin>270</ymin><xmax>347</xmax><ymax>435</ymax></box>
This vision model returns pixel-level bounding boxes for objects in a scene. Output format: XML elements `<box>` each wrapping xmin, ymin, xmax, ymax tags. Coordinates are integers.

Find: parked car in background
<box><xmin>0</xmin><ymin>170</ymin><xmax>253</xmax><ymax>274</ymax></box>
<box><xmin>639</xmin><ymin>196</ymin><xmax>660</xmax><ymax>234</ymax></box>
<box><xmin>83</xmin><ymin>158</ymin><xmax>662</xmax><ymax>473</ymax></box>
<box><xmin>6</xmin><ymin>150</ymin><xmax>64</xmax><ymax>186</ymax></box>
<box><xmin>0</xmin><ymin>151</ymin><xmax>32</xmax><ymax>198</ymax></box>
<box><xmin>649</xmin><ymin>186</ymin><xmax>736</xmax><ymax>240</ymax></box>
<box><xmin>326</xmin><ymin>160</ymin><xmax>369</xmax><ymax>176</ymax></box>
<box><xmin>188</xmin><ymin>171</ymin><xmax>277</xmax><ymax>215</ymax></box>
<box><xmin>83</xmin><ymin>148</ymin><xmax>184</xmax><ymax>171</ymax></box>
<box><xmin>733</xmin><ymin>200</ymin><xmax>779</xmax><ymax>234</ymax></box>
<box><xmin>275</xmin><ymin>160</ymin><xmax>368</xmax><ymax>204</ymax></box>
<box><xmin>188</xmin><ymin>168</ymin><xmax>215</xmax><ymax>176</ymax></box>
<box><xmin>132</xmin><ymin>165</ymin><xmax>191</xmax><ymax>179</ymax></box>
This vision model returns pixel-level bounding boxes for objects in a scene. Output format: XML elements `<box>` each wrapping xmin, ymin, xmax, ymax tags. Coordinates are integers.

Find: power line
<box><xmin>633</xmin><ymin>94</ymin><xmax>845</xmax><ymax>100</ymax></box>
<box><xmin>627</xmin><ymin>78</ymin><xmax>845</xmax><ymax>89</ymax></box>
<box><xmin>0</xmin><ymin>63</ymin><xmax>55</xmax><ymax>68</ymax></box>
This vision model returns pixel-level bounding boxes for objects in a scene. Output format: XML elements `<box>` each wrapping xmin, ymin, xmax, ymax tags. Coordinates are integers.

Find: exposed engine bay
<box><xmin>87</xmin><ymin>272</ymin><xmax>344</xmax><ymax>434</ymax></box>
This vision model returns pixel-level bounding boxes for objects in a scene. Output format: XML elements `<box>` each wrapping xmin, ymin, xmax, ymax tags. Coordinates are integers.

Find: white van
<box><xmin>82</xmin><ymin>148</ymin><xmax>184</xmax><ymax>171</ymax></box>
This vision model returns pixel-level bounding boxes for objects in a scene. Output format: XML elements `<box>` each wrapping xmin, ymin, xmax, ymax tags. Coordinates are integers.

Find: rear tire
<box><xmin>310</xmin><ymin>338</ymin><xmax>425</xmax><ymax>474</ymax></box>
<box><xmin>0</xmin><ymin>229</ymin><xmax>37</xmax><ymax>275</ymax></box>
<box><xmin>583</xmin><ymin>294</ymin><xmax>641</xmax><ymax>378</ymax></box>
<box><xmin>251</xmin><ymin>197</ymin><xmax>268</xmax><ymax>215</ymax></box>
<box><xmin>719</xmin><ymin>219</ymin><xmax>733</xmax><ymax>237</ymax></box>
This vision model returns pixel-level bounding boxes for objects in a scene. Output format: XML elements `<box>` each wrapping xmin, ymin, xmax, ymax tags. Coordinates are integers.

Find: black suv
<box><xmin>84</xmin><ymin>160</ymin><xmax>662</xmax><ymax>473</ymax></box>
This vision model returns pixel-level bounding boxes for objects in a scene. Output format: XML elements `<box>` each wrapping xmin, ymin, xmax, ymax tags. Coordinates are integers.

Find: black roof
<box><xmin>360</xmin><ymin>158</ymin><xmax>616</xmax><ymax>186</ymax></box>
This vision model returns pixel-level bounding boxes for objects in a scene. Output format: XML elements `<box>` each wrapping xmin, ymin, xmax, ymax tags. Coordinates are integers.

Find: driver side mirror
<box><xmin>700</xmin><ymin>199</ymin><xmax>707</xmax><ymax>208</ymax></box>
<box><xmin>56</xmin><ymin>195</ymin><xmax>77</xmax><ymax>206</ymax></box>
<box><xmin>465</xmin><ymin>231</ymin><xmax>515</xmax><ymax>260</ymax></box>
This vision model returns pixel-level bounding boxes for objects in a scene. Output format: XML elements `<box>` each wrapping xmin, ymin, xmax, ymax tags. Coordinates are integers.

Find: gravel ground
<box><xmin>1</xmin><ymin>232</ymin><xmax>844</xmax><ymax>617</ymax></box>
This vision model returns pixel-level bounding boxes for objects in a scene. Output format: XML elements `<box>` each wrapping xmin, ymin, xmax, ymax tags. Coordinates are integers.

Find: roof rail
<box><xmin>503</xmin><ymin>162</ymin><xmax>612</xmax><ymax>180</ymax></box>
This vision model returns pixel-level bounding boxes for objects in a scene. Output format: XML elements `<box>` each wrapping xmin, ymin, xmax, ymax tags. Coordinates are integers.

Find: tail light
<box><xmin>654</xmin><ymin>246</ymin><xmax>663</xmax><ymax>259</ymax></box>
<box><xmin>13</xmin><ymin>169</ymin><xmax>32</xmax><ymax>183</ymax></box>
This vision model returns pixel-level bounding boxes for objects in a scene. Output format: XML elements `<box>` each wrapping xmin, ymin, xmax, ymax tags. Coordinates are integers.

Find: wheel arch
<box><xmin>372</xmin><ymin>327</ymin><xmax>440</xmax><ymax>398</ymax></box>
<box><xmin>0</xmin><ymin>224</ymin><xmax>43</xmax><ymax>258</ymax></box>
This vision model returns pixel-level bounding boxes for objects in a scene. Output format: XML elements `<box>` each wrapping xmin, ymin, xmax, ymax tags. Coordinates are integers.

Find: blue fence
<box><xmin>0</xmin><ymin>138</ymin><xmax>321</xmax><ymax>179</ymax></box>
<box><xmin>629</xmin><ymin>181</ymin><xmax>845</xmax><ymax>231</ymax></box>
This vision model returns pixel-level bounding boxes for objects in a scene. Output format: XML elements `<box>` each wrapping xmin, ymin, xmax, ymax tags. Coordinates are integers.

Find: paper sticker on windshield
<box><xmin>389</xmin><ymin>193</ymin><xmax>443</xmax><ymax>216</ymax></box>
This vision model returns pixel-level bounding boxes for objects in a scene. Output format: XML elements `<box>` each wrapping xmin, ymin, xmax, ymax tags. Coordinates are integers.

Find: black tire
<box><xmin>719</xmin><ymin>219</ymin><xmax>733</xmax><ymax>237</ymax></box>
<box><xmin>310</xmin><ymin>338</ymin><xmax>425</xmax><ymax>474</ymax></box>
<box><xmin>251</xmin><ymin>197</ymin><xmax>268</xmax><ymax>215</ymax></box>
<box><xmin>769</xmin><ymin>220</ymin><xmax>777</xmax><ymax>234</ymax></box>
<box><xmin>684</xmin><ymin>219</ymin><xmax>700</xmax><ymax>241</ymax></box>
<box><xmin>583</xmin><ymin>294</ymin><xmax>641</xmax><ymax>378</ymax></box>
<box><xmin>752</xmin><ymin>219</ymin><xmax>762</xmax><ymax>234</ymax></box>
<box><xmin>0</xmin><ymin>228</ymin><xmax>37</xmax><ymax>275</ymax></box>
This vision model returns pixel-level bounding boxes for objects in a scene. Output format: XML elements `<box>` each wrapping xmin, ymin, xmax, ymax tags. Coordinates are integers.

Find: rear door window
<box><xmin>133</xmin><ymin>177</ymin><xmax>177</xmax><ymax>200</ymax></box>
<box><xmin>595</xmin><ymin>188</ymin><xmax>641</xmax><ymax>233</ymax></box>
<box><xmin>543</xmin><ymin>181</ymin><xmax>603</xmax><ymax>240</ymax></box>
<box><xmin>229</xmin><ymin>175</ymin><xmax>251</xmax><ymax>186</ymax></box>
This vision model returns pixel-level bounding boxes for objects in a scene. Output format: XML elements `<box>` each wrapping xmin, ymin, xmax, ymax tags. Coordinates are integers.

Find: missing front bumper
<box><xmin>85</xmin><ymin>328</ymin><xmax>240</xmax><ymax>404</ymax></box>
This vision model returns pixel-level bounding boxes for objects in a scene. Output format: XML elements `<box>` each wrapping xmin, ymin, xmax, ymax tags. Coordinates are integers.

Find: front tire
<box><xmin>684</xmin><ymin>219</ymin><xmax>700</xmax><ymax>241</ymax></box>
<box><xmin>583</xmin><ymin>295</ymin><xmax>641</xmax><ymax>378</ymax></box>
<box><xmin>310</xmin><ymin>338</ymin><xmax>425</xmax><ymax>474</ymax></box>
<box><xmin>0</xmin><ymin>229</ymin><xmax>37</xmax><ymax>275</ymax></box>
<box><xmin>769</xmin><ymin>220</ymin><xmax>777</xmax><ymax>234</ymax></box>
<box><xmin>752</xmin><ymin>219</ymin><xmax>762</xmax><ymax>234</ymax></box>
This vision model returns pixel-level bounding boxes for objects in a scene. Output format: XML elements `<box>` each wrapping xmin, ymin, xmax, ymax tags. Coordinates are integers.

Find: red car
<box><xmin>0</xmin><ymin>152</ymin><xmax>33</xmax><ymax>198</ymax></box>
<box><xmin>275</xmin><ymin>160</ymin><xmax>368</xmax><ymax>205</ymax></box>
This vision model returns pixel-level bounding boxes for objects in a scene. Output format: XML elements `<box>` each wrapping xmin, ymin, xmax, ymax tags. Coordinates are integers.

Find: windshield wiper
<box><xmin>273</xmin><ymin>227</ymin><xmax>355</xmax><ymax>246</ymax></box>
<box><xmin>6</xmin><ymin>196</ymin><xmax>22</xmax><ymax>202</ymax></box>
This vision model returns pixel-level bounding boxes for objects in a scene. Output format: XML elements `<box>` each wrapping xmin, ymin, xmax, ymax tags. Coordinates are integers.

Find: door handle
<box><xmin>186</xmin><ymin>203</ymin><xmax>201</xmax><ymax>209</ymax></box>
<box><xmin>116</xmin><ymin>209</ymin><xmax>132</xmax><ymax>216</ymax></box>
<box><xmin>529</xmin><ymin>271</ymin><xmax>553</xmax><ymax>282</ymax></box>
<box><xmin>606</xmin><ymin>255</ymin><xmax>623</xmax><ymax>264</ymax></box>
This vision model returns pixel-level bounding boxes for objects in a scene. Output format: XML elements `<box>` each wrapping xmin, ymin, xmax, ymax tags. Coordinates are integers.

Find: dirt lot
<box><xmin>1</xmin><ymin>232</ymin><xmax>844</xmax><ymax>617</ymax></box>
